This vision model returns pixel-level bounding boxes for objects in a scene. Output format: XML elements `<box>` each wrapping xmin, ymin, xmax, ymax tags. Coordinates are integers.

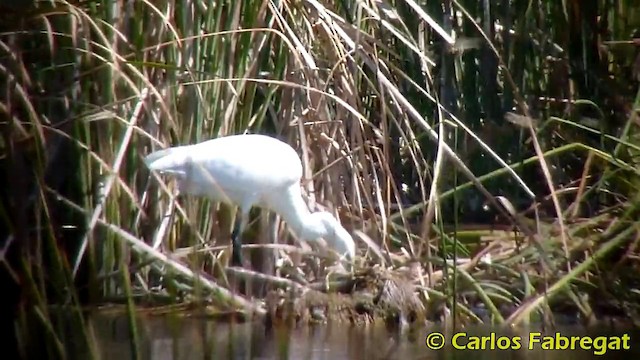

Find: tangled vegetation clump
<box><xmin>1</xmin><ymin>0</ymin><xmax>640</xmax><ymax>357</ymax></box>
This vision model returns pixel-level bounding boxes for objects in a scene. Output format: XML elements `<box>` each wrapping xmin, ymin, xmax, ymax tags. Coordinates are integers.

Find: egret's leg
<box><xmin>230</xmin><ymin>210</ymin><xmax>249</xmax><ymax>266</ymax></box>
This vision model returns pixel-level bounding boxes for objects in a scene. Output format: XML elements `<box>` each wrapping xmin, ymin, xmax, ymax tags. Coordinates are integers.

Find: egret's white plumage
<box><xmin>144</xmin><ymin>134</ymin><xmax>355</xmax><ymax>266</ymax></box>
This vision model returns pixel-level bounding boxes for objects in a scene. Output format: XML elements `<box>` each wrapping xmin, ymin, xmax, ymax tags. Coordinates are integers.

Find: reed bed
<box><xmin>1</xmin><ymin>0</ymin><xmax>640</xmax><ymax>357</ymax></box>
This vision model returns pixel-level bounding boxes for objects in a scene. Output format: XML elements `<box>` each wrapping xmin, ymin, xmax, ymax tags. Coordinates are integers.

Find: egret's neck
<box><xmin>271</xmin><ymin>185</ymin><xmax>354</xmax><ymax>260</ymax></box>
<box><xmin>272</xmin><ymin>185</ymin><xmax>323</xmax><ymax>240</ymax></box>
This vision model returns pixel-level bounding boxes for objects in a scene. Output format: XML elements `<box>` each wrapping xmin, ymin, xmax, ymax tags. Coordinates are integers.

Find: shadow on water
<box><xmin>85</xmin><ymin>313</ymin><xmax>639</xmax><ymax>360</ymax></box>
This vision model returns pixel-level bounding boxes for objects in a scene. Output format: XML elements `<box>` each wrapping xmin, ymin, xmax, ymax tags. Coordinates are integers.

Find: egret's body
<box><xmin>144</xmin><ymin>134</ymin><xmax>355</xmax><ymax>266</ymax></box>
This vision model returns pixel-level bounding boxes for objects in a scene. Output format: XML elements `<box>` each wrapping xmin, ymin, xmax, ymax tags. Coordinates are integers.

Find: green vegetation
<box><xmin>1</xmin><ymin>0</ymin><xmax>640</xmax><ymax>358</ymax></box>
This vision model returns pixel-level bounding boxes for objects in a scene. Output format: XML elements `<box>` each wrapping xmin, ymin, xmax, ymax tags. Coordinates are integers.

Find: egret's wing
<box><xmin>144</xmin><ymin>146</ymin><xmax>191</xmax><ymax>176</ymax></box>
<box><xmin>144</xmin><ymin>147</ymin><xmax>177</xmax><ymax>167</ymax></box>
<box><xmin>186</xmin><ymin>135</ymin><xmax>303</xmax><ymax>190</ymax></box>
<box><xmin>144</xmin><ymin>135</ymin><xmax>303</xmax><ymax>203</ymax></box>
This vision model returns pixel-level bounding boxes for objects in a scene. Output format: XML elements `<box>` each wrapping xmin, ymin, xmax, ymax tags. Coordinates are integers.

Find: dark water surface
<box><xmin>88</xmin><ymin>313</ymin><xmax>639</xmax><ymax>360</ymax></box>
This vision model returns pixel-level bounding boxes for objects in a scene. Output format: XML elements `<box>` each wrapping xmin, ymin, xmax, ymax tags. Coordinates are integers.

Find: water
<box><xmin>88</xmin><ymin>313</ymin><xmax>638</xmax><ymax>359</ymax></box>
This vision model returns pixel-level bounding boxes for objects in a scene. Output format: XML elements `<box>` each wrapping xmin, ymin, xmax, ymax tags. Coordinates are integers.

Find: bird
<box><xmin>143</xmin><ymin>133</ymin><xmax>356</xmax><ymax>268</ymax></box>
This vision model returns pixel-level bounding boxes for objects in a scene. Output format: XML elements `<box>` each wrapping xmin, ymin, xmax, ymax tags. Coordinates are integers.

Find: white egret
<box><xmin>144</xmin><ymin>134</ymin><xmax>355</xmax><ymax>267</ymax></box>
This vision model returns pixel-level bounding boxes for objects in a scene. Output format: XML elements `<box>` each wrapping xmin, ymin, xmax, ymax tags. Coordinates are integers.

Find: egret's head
<box><xmin>303</xmin><ymin>211</ymin><xmax>355</xmax><ymax>261</ymax></box>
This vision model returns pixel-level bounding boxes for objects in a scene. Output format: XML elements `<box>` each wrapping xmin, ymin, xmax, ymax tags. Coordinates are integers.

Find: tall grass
<box><xmin>2</xmin><ymin>0</ymin><xmax>640</xmax><ymax>357</ymax></box>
